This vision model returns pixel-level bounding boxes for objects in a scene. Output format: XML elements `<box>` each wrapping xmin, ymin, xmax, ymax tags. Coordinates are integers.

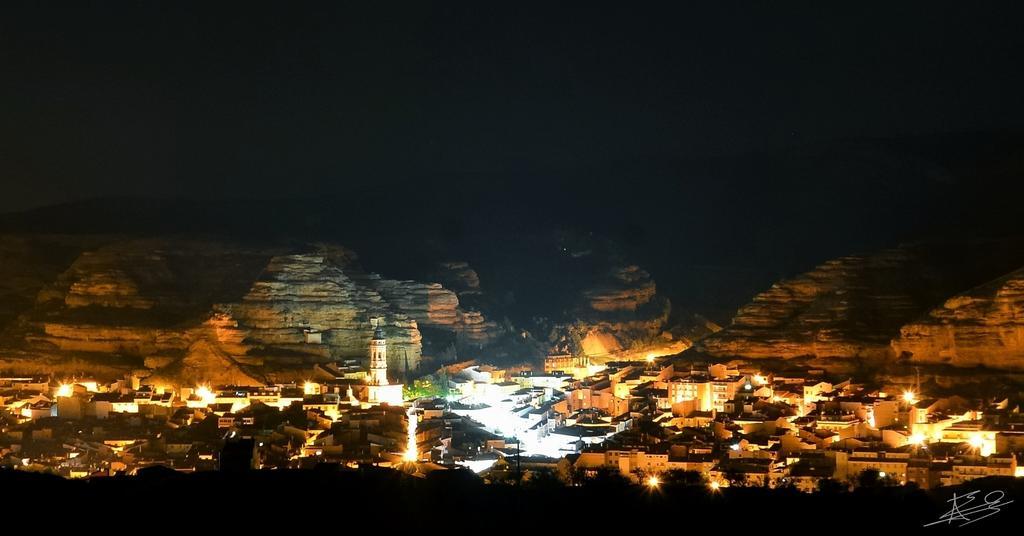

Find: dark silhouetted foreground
<box><xmin>5</xmin><ymin>466</ymin><xmax>1021</xmax><ymax>529</ymax></box>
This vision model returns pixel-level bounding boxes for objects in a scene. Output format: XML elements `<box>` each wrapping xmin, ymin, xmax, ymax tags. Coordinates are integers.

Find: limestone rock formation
<box><xmin>58</xmin><ymin>250</ymin><xmax>173</xmax><ymax>309</ymax></box>
<box><xmin>362</xmin><ymin>275</ymin><xmax>498</xmax><ymax>345</ymax></box>
<box><xmin>893</xmin><ymin>267</ymin><xmax>1024</xmax><ymax>369</ymax></box>
<box><xmin>24</xmin><ymin>239</ymin><xmax>272</xmax><ymax>358</ymax></box>
<box><xmin>434</xmin><ymin>261</ymin><xmax>482</xmax><ymax>296</ymax></box>
<box><xmin>146</xmin><ymin>339</ymin><xmax>264</xmax><ymax>388</ymax></box>
<box><xmin>222</xmin><ymin>253</ymin><xmax>423</xmax><ymax>371</ymax></box>
<box><xmin>4</xmin><ymin>239</ymin><xmax>503</xmax><ymax>381</ymax></box>
<box><xmin>453</xmin><ymin>309</ymin><xmax>498</xmax><ymax>345</ymax></box>
<box><xmin>0</xmin><ymin>234</ymin><xmax>110</xmax><ymax>336</ymax></box>
<box><xmin>583</xmin><ymin>265</ymin><xmax>657</xmax><ymax>313</ymax></box>
<box><xmin>35</xmin><ymin>323</ymin><xmax>190</xmax><ymax>355</ymax></box>
<box><xmin>560</xmin><ymin>265</ymin><xmax>677</xmax><ymax>360</ymax></box>
<box><xmin>366</xmin><ymin>277</ymin><xmax>460</xmax><ymax>326</ymax></box>
<box><xmin>700</xmin><ymin>241</ymin><xmax>1024</xmax><ymax>362</ymax></box>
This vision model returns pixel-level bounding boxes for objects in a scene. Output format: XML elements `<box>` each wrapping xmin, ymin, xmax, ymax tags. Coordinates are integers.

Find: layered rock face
<box><xmin>583</xmin><ymin>265</ymin><xmax>658</xmax><ymax>313</ymax></box>
<box><xmin>363</xmin><ymin>275</ymin><xmax>498</xmax><ymax>345</ymax></box>
<box><xmin>146</xmin><ymin>339</ymin><xmax>265</xmax><ymax>388</ymax></box>
<box><xmin>700</xmin><ymin>241</ymin><xmax>1024</xmax><ymax>363</ymax></box>
<box><xmin>893</xmin><ymin>267</ymin><xmax>1024</xmax><ymax>369</ymax></box>
<box><xmin>223</xmin><ymin>254</ymin><xmax>423</xmax><ymax>371</ymax></box>
<box><xmin>434</xmin><ymin>261</ymin><xmax>482</xmax><ymax>296</ymax></box>
<box><xmin>25</xmin><ymin>239</ymin><xmax>272</xmax><ymax>359</ymax></box>
<box><xmin>59</xmin><ymin>251</ymin><xmax>172</xmax><ymax>309</ymax></box>
<box><xmin>38</xmin><ymin>323</ymin><xmax>190</xmax><ymax>355</ymax></box>
<box><xmin>0</xmin><ymin>234</ymin><xmax>110</xmax><ymax>336</ymax></box>
<box><xmin>566</xmin><ymin>265</ymin><xmax>676</xmax><ymax>359</ymax></box>
<box><xmin>701</xmin><ymin>252</ymin><xmax>919</xmax><ymax>359</ymax></box>
<box><xmin>365</xmin><ymin>278</ymin><xmax>459</xmax><ymax>326</ymax></box>
<box><xmin>6</xmin><ymin>238</ymin><xmax>505</xmax><ymax>381</ymax></box>
<box><xmin>580</xmin><ymin>266</ymin><xmax>669</xmax><ymax>332</ymax></box>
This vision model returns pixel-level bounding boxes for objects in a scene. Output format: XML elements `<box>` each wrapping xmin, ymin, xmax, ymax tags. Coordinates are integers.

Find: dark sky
<box><xmin>3</xmin><ymin>2</ymin><xmax>1024</xmax><ymax>213</ymax></box>
<box><xmin>4</xmin><ymin>2</ymin><xmax>1024</xmax><ymax>322</ymax></box>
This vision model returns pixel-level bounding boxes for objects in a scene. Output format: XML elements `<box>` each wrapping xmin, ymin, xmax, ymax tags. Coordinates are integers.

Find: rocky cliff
<box><xmin>583</xmin><ymin>265</ymin><xmax>658</xmax><ymax>313</ymax></box>
<box><xmin>223</xmin><ymin>253</ymin><xmax>423</xmax><ymax>371</ymax></box>
<box><xmin>0</xmin><ymin>234</ymin><xmax>112</xmax><ymax>335</ymax></box>
<box><xmin>2</xmin><ymin>238</ymin><xmax>501</xmax><ymax>382</ymax></box>
<box><xmin>893</xmin><ymin>267</ymin><xmax>1024</xmax><ymax>369</ymax></box>
<box><xmin>433</xmin><ymin>261</ymin><xmax>482</xmax><ymax>297</ymax></box>
<box><xmin>23</xmin><ymin>239</ymin><xmax>272</xmax><ymax>359</ymax></box>
<box><xmin>700</xmin><ymin>240</ymin><xmax>1024</xmax><ymax>364</ymax></box>
<box><xmin>363</xmin><ymin>275</ymin><xmax>498</xmax><ymax>345</ymax></box>
<box><xmin>560</xmin><ymin>265</ymin><xmax>680</xmax><ymax>359</ymax></box>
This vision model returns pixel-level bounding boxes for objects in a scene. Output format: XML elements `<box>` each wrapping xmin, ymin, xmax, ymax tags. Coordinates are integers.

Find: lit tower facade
<box><xmin>365</xmin><ymin>318</ymin><xmax>404</xmax><ymax>405</ymax></box>
<box><xmin>368</xmin><ymin>320</ymin><xmax>389</xmax><ymax>386</ymax></box>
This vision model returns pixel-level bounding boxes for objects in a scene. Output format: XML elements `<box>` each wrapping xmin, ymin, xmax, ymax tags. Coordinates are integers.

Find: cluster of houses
<box><xmin>3</xmin><ymin>352</ymin><xmax>1023</xmax><ymax>492</ymax></box>
<box><xmin>539</xmin><ymin>359</ymin><xmax>1024</xmax><ymax>489</ymax></box>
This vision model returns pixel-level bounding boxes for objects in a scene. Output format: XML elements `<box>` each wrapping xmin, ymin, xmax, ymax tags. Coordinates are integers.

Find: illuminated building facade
<box><xmin>365</xmin><ymin>320</ymin><xmax>403</xmax><ymax>406</ymax></box>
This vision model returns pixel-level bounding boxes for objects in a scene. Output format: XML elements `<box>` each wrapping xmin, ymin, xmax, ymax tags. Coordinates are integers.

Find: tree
<box><xmin>580</xmin><ymin>467</ymin><xmax>631</xmax><ymax>488</ymax></box>
<box><xmin>855</xmin><ymin>468</ymin><xmax>896</xmax><ymax>489</ymax></box>
<box><xmin>522</xmin><ymin>469</ymin><xmax>565</xmax><ymax>490</ymax></box>
<box><xmin>723</xmin><ymin>466</ymin><xmax>747</xmax><ymax>487</ymax></box>
<box><xmin>403</xmin><ymin>375</ymin><xmax>448</xmax><ymax>400</ymax></box>
<box><xmin>660</xmin><ymin>469</ymin><xmax>706</xmax><ymax>487</ymax></box>
<box><xmin>816</xmin><ymin>478</ymin><xmax>846</xmax><ymax>494</ymax></box>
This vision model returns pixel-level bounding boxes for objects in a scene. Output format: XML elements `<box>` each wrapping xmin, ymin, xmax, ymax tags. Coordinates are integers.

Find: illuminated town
<box><xmin>4</xmin><ymin>1</ymin><xmax>1024</xmax><ymax>528</ymax></box>
<box><xmin>4</xmin><ymin>324</ymin><xmax>1021</xmax><ymax>493</ymax></box>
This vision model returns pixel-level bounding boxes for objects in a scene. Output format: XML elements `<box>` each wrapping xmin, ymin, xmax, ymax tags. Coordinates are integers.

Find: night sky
<box><xmin>3</xmin><ymin>3</ymin><xmax>1024</xmax><ymax>318</ymax></box>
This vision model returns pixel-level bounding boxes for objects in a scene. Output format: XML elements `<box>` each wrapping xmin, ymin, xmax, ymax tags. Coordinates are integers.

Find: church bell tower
<box><xmin>368</xmin><ymin>318</ymin><xmax>389</xmax><ymax>386</ymax></box>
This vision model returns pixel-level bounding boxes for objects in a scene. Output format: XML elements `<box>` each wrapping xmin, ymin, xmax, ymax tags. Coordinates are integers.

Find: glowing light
<box><xmin>347</xmin><ymin>385</ymin><xmax>359</xmax><ymax>407</ymax></box>
<box><xmin>645</xmin><ymin>354</ymin><xmax>655</xmax><ymax>365</ymax></box>
<box><xmin>908</xmin><ymin>433</ymin><xmax>927</xmax><ymax>446</ymax></box>
<box><xmin>753</xmin><ymin>374</ymin><xmax>766</xmax><ymax>386</ymax></box>
<box><xmin>709</xmin><ymin>481</ymin><xmax>721</xmax><ymax>491</ymax></box>
<box><xmin>902</xmin><ymin>390</ymin><xmax>917</xmax><ymax>405</ymax></box>
<box><xmin>402</xmin><ymin>407</ymin><xmax>418</xmax><ymax>463</ymax></box>
<box><xmin>730</xmin><ymin>443</ymin><xmax>741</xmax><ymax>451</ymax></box>
<box><xmin>879</xmin><ymin>471</ymin><xmax>886</xmax><ymax>478</ymax></box>
<box><xmin>303</xmin><ymin>381</ymin><xmax>318</xmax><ymax>395</ymax></box>
<box><xmin>967</xmin><ymin>434</ymin><xmax>994</xmax><ymax>456</ymax></box>
<box><xmin>458</xmin><ymin>458</ymin><xmax>498</xmax><ymax>473</ymax></box>
<box><xmin>55</xmin><ymin>384</ymin><xmax>73</xmax><ymax>398</ymax></box>
<box><xmin>194</xmin><ymin>385</ymin><xmax>216</xmax><ymax>406</ymax></box>
<box><xmin>646</xmin><ymin>475</ymin><xmax>660</xmax><ymax>488</ymax></box>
